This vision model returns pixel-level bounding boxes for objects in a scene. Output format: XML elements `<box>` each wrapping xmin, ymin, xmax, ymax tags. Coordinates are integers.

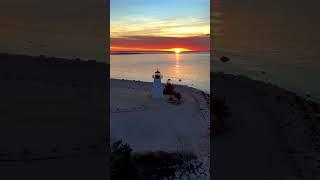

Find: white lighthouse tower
<box><xmin>152</xmin><ymin>69</ymin><xmax>163</xmax><ymax>98</ymax></box>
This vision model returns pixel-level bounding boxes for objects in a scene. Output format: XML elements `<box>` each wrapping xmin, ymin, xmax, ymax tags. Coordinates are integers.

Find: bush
<box><xmin>164</xmin><ymin>83</ymin><xmax>175</xmax><ymax>95</ymax></box>
<box><xmin>111</xmin><ymin>140</ymin><xmax>138</xmax><ymax>180</ymax></box>
<box><xmin>175</xmin><ymin>92</ymin><xmax>182</xmax><ymax>101</ymax></box>
<box><xmin>111</xmin><ymin>141</ymin><xmax>202</xmax><ymax>179</ymax></box>
<box><xmin>133</xmin><ymin>151</ymin><xmax>199</xmax><ymax>179</ymax></box>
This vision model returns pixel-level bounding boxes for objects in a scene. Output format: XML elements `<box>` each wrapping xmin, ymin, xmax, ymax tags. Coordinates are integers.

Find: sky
<box><xmin>212</xmin><ymin>0</ymin><xmax>320</xmax><ymax>53</ymax></box>
<box><xmin>0</xmin><ymin>0</ymin><xmax>108</xmax><ymax>61</ymax></box>
<box><xmin>110</xmin><ymin>0</ymin><xmax>210</xmax><ymax>52</ymax></box>
<box><xmin>2</xmin><ymin>0</ymin><xmax>318</xmax><ymax>58</ymax></box>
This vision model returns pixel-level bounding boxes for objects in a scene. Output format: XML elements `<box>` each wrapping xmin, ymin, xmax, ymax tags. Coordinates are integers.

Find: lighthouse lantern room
<box><xmin>152</xmin><ymin>69</ymin><xmax>163</xmax><ymax>98</ymax></box>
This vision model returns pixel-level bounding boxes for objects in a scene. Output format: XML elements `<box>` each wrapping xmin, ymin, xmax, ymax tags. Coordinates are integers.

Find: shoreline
<box><xmin>110</xmin><ymin>77</ymin><xmax>210</xmax><ymax>95</ymax></box>
<box><xmin>111</xmin><ymin>78</ymin><xmax>210</xmax><ymax>93</ymax></box>
<box><xmin>212</xmin><ymin>71</ymin><xmax>320</xmax><ymax>103</ymax></box>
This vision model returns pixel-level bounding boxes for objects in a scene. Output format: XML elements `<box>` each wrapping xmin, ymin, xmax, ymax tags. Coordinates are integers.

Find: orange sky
<box><xmin>110</xmin><ymin>35</ymin><xmax>210</xmax><ymax>52</ymax></box>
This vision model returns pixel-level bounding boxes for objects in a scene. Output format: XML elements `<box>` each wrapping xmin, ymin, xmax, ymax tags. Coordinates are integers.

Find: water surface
<box><xmin>212</xmin><ymin>49</ymin><xmax>320</xmax><ymax>101</ymax></box>
<box><xmin>111</xmin><ymin>53</ymin><xmax>210</xmax><ymax>93</ymax></box>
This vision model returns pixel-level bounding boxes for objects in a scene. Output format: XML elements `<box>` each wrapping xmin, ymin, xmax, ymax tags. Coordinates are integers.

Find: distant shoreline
<box><xmin>0</xmin><ymin>53</ymin><xmax>107</xmax><ymax>64</ymax></box>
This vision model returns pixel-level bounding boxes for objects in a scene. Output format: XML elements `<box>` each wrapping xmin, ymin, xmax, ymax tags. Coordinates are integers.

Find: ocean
<box><xmin>212</xmin><ymin>49</ymin><xmax>320</xmax><ymax>102</ymax></box>
<box><xmin>110</xmin><ymin>49</ymin><xmax>319</xmax><ymax>101</ymax></box>
<box><xmin>110</xmin><ymin>52</ymin><xmax>210</xmax><ymax>93</ymax></box>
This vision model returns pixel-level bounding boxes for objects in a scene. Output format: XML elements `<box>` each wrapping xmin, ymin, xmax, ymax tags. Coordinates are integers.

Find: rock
<box><xmin>220</xmin><ymin>56</ymin><xmax>230</xmax><ymax>63</ymax></box>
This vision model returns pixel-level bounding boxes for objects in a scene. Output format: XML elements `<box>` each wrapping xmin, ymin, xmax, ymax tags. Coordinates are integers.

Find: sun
<box><xmin>167</xmin><ymin>48</ymin><xmax>190</xmax><ymax>54</ymax></box>
<box><xmin>174</xmin><ymin>48</ymin><xmax>182</xmax><ymax>54</ymax></box>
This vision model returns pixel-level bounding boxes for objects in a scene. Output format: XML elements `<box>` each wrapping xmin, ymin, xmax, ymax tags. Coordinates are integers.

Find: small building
<box><xmin>152</xmin><ymin>69</ymin><xmax>163</xmax><ymax>98</ymax></box>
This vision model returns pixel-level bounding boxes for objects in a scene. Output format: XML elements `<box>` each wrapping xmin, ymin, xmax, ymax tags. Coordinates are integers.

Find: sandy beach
<box><xmin>213</xmin><ymin>72</ymin><xmax>320</xmax><ymax>180</ymax></box>
<box><xmin>0</xmin><ymin>54</ymin><xmax>108</xmax><ymax>179</ymax></box>
<box><xmin>110</xmin><ymin>78</ymin><xmax>210</xmax><ymax>179</ymax></box>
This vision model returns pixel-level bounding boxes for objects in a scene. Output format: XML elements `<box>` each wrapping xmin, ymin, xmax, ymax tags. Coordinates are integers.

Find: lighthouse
<box><xmin>152</xmin><ymin>69</ymin><xmax>163</xmax><ymax>98</ymax></box>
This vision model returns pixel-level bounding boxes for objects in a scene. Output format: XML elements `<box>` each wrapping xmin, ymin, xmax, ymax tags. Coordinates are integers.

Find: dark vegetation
<box><xmin>111</xmin><ymin>141</ymin><xmax>203</xmax><ymax>180</ymax></box>
<box><xmin>163</xmin><ymin>79</ymin><xmax>183</xmax><ymax>104</ymax></box>
<box><xmin>111</xmin><ymin>141</ymin><xmax>138</xmax><ymax>180</ymax></box>
<box><xmin>175</xmin><ymin>92</ymin><xmax>182</xmax><ymax>101</ymax></box>
<box><xmin>163</xmin><ymin>79</ymin><xmax>175</xmax><ymax>95</ymax></box>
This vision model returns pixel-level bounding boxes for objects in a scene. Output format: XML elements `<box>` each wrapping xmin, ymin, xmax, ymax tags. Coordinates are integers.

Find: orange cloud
<box><xmin>110</xmin><ymin>35</ymin><xmax>209</xmax><ymax>52</ymax></box>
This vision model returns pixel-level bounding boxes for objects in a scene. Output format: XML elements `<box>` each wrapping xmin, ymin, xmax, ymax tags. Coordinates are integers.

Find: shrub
<box><xmin>111</xmin><ymin>140</ymin><xmax>138</xmax><ymax>180</ymax></box>
<box><xmin>133</xmin><ymin>151</ymin><xmax>200</xmax><ymax>179</ymax></box>
<box><xmin>175</xmin><ymin>92</ymin><xmax>182</xmax><ymax>101</ymax></box>
<box><xmin>111</xmin><ymin>141</ymin><xmax>203</xmax><ymax>179</ymax></box>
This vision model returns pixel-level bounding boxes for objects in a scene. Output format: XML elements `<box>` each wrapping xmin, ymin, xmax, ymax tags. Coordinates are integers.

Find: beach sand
<box><xmin>110</xmin><ymin>78</ymin><xmax>210</xmax><ymax>178</ymax></box>
<box><xmin>212</xmin><ymin>72</ymin><xmax>320</xmax><ymax>180</ymax></box>
<box><xmin>0</xmin><ymin>54</ymin><xmax>108</xmax><ymax>179</ymax></box>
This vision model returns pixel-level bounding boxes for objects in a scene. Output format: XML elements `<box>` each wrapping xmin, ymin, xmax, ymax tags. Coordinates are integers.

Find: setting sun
<box><xmin>174</xmin><ymin>48</ymin><xmax>182</xmax><ymax>54</ymax></box>
<box><xmin>167</xmin><ymin>48</ymin><xmax>190</xmax><ymax>54</ymax></box>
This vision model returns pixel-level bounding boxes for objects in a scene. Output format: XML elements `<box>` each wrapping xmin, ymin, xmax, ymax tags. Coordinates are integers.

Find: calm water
<box><xmin>212</xmin><ymin>49</ymin><xmax>320</xmax><ymax>102</ymax></box>
<box><xmin>111</xmin><ymin>53</ymin><xmax>210</xmax><ymax>93</ymax></box>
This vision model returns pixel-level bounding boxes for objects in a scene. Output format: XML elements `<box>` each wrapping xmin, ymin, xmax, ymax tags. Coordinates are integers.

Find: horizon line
<box><xmin>111</xmin><ymin>50</ymin><xmax>210</xmax><ymax>54</ymax></box>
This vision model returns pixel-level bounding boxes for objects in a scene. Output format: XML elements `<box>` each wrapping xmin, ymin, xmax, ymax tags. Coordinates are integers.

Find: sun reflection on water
<box><xmin>174</xmin><ymin>53</ymin><xmax>181</xmax><ymax>75</ymax></box>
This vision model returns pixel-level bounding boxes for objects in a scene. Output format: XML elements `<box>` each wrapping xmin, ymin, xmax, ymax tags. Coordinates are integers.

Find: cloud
<box><xmin>111</xmin><ymin>35</ymin><xmax>210</xmax><ymax>51</ymax></box>
<box><xmin>111</xmin><ymin>16</ymin><xmax>210</xmax><ymax>38</ymax></box>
